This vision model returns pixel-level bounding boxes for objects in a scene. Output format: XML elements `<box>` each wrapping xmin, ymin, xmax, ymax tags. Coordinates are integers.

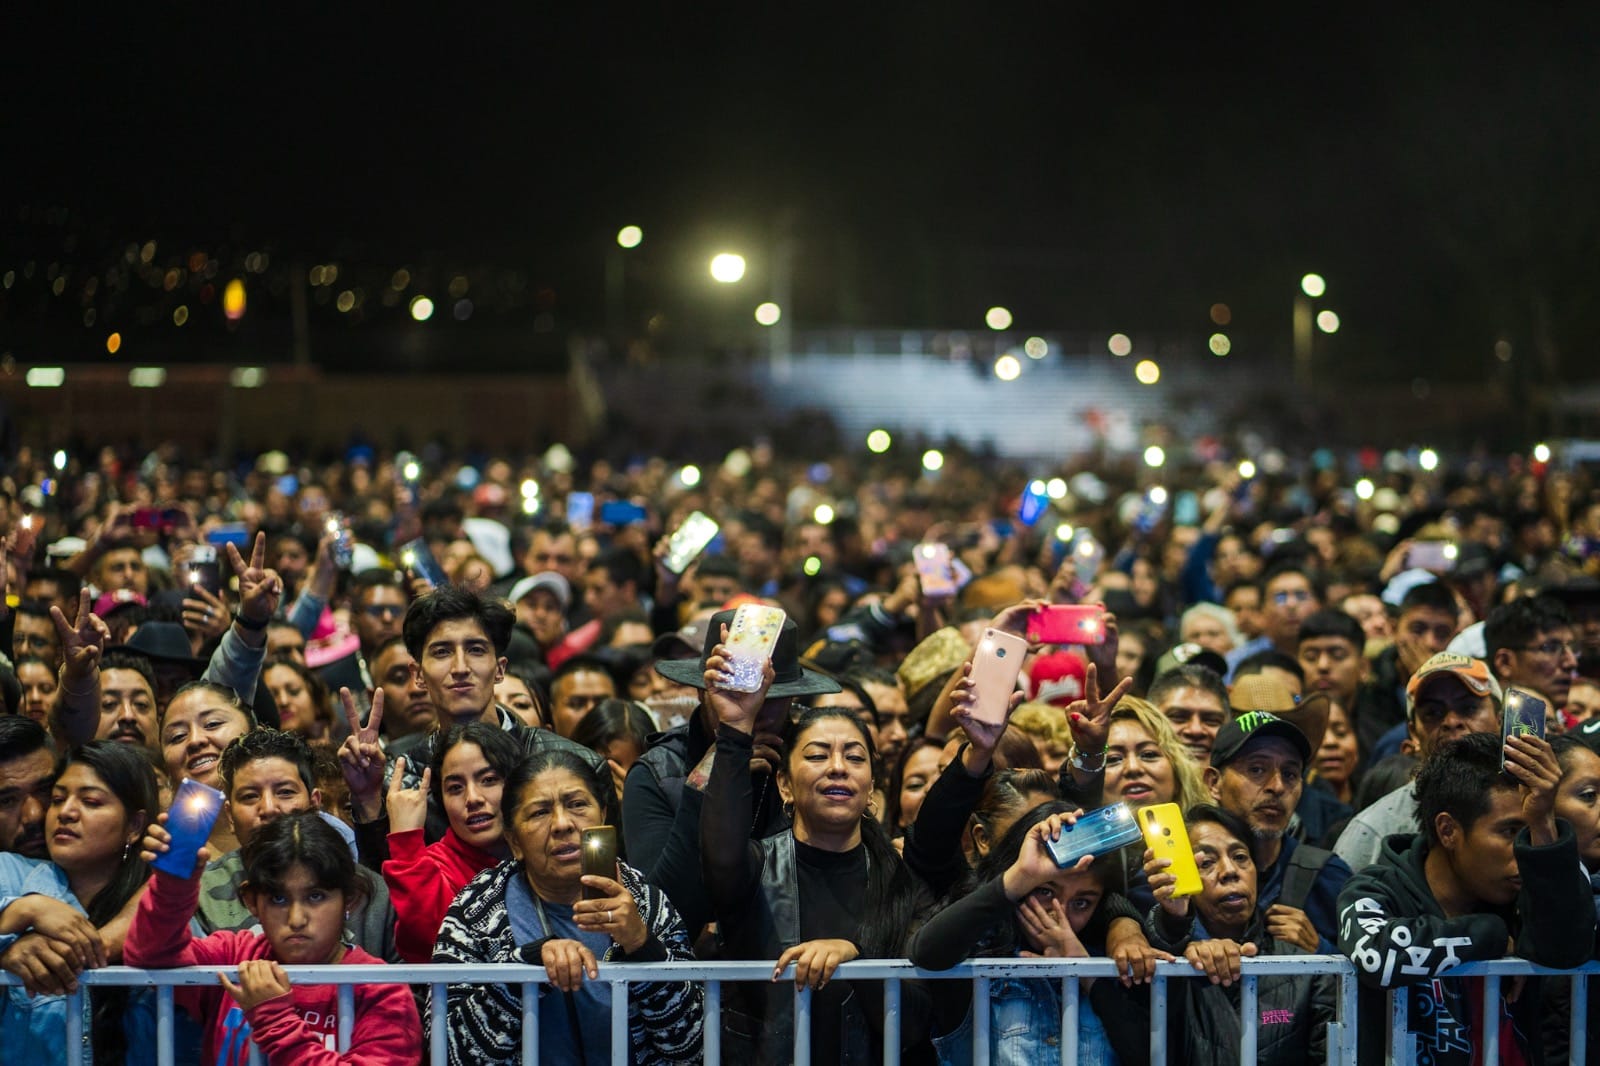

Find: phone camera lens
<box><xmin>1163</xmin><ymin>828</ymin><xmax>1172</xmax><ymax>836</ymax></box>
<box><xmin>996</xmin><ymin>648</ymin><xmax>1006</xmax><ymax>658</ymax></box>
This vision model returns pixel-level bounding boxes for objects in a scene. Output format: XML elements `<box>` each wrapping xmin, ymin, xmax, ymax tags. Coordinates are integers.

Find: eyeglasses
<box><xmin>1521</xmin><ymin>640</ymin><xmax>1580</xmax><ymax>658</ymax></box>
<box><xmin>362</xmin><ymin>604</ymin><xmax>405</xmax><ymax>619</ymax></box>
<box><xmin>1272</xmin><ymin>589</ymin><xmax>1313</xmax><ymax>605</ymax></box>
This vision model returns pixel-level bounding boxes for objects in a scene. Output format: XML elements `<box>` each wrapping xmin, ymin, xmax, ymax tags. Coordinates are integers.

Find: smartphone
<box><xmin>179</xmin><ymin>545</ymin><xmax>222</xmax><ymax>596</ymax></box>
<box><xmin>1044</xmin><ymin>802</ymin><xmax>1144</xmax><ymax>868</ymax></box>
<box><xmin>1138</xmin><ymin>803</ymin><xmax>1202</xmax><ymax>898</ymax></box>
<box><xmin>566</xmin><ymin>492</ymin><xmax>595</xmax><ymax>533</ymax></box>
<box><xmin>580</xmin><ymin>826</ymin><xmax>618</xmax><ymax>900</ymax></box>
<box><xmin>721</xmin><ymin>603</ymin><xmax>787</xmax><ymax>693</ymax></box>
<box><xmin>395</xmin><ymin>453</ymin><xmax>421</xmax><ymax>510</ymax></box>
<box><xmin>967</xmin><ymin>627</ymin><xmax>1028</xmax><ymax>727</ymax></box>
<box><xmin>913</xmin><ymin>543</ymin><xmax>958</xmax><ymax>599</ymax></box>
<box><xmin>206</xmin><ymin>522</ymin><xmax>250</xmax><ymax>550</ymax></box>
<box><xmin>151</xmin><ymin>778</ymin><xmax>226</xmax><ymax>877</ymax></box>
<box><xmin>1027</xmin><ymin>604</ymin><xmax>1106</xmax><ymax>645</ymax></box>
<box><xmin>1174</xmin><ymin>491</ymin><xmax>1201</xmax><ymax>527</ymax></box>
<box><xmin>1017</xmin><ymin>481</ymin><xmax>1050</xmax><ymax>527</ymax></box>
<box><xmin>1071</xmin><ymin>533</ymin><xmax>1104</xmax><ymax>588</ymax></box>
<box><xmin>398</xmin><ymin>537</ymin><xmax>449</xmax><ymax>589</ymax></box>
<box><xmin>662</xmin><ymin>511</ymin><xmax>719</xmax><ymax>574</ymax></box>
<box><xmin>1501</xmin><ymin>687</ymin><xmax>1548</xmax><ymax>768</ymax></box>
<box><xmin>130</xmin><ymin>507</ymin><xmax>185</xmax><ymax>533</ymax></box>
<box><xmin>325</xmin><ymin>513</ymin><xmax>354</xmax><ymax>569</ymax></box>
<box><xmin>1407</xmin><ymin>540</ymin><xmax>1459</xmax><ymax>573</ymax></box>
<box><xmin>601</xmin><ymin>500</ymin><xmax>649</xmax><ymax>527</ymax></box>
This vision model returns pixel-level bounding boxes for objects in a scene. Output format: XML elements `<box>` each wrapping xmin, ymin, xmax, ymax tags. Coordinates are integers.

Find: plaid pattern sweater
<box><xmin>429</xmin><ymin>858</ymin><xmax>702</xmax><ymax>1064</ymax></box>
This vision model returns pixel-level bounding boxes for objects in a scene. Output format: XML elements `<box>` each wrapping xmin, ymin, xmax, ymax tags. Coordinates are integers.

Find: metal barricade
<box><xmin>3</xmin><ymin>954</ymin><xmax>1595</xmax><ymax>1065</ymax></box>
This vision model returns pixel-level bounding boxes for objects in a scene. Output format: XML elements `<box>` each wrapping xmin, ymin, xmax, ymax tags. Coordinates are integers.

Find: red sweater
<box><xmin>123</xmin><ymin>869</ymin><xmax>421</xmax><ymax>1066</ymax></box>
<box><xmin>381</xmin><ymin>827</ymin><xmax>501</xmax><ymax>963</ymax></box>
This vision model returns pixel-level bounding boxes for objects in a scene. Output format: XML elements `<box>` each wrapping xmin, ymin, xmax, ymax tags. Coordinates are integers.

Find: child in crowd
<box><xmin>126</xmin><ymin>810</ymin><xmax>421</xmax><ymax>1065</ymax></box>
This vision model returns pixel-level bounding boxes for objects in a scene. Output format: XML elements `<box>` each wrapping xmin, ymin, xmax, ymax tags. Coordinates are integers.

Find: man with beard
<box><xmin>0</xmin><ymin>717</ymin><xmax>52</xmax><ymax>859</ymax></box>
<box><xmin>1333</xmin><ymin>653</ymin><xmax>1504</xmax><ymax>870</ymax></box>
<box><xmin>92</xmin><ymin>652</ymin><xmax>160</xmax><ymax>751</ymax></box>
<box><xmin>1204</xmin><ymin>710</ymin><xmax>1352</xmax><ymax>952</ymax></box>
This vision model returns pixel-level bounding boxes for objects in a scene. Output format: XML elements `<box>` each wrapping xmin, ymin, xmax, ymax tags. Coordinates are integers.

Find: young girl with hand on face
<box><xmin>125</xmin><ymin>810</ymin><xmax>421</xmax><ymax>1065</ymax></box>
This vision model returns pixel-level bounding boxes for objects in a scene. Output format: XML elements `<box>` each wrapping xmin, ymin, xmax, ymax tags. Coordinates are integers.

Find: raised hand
<box><xmin>226</xmin><ymin>532</ymin><xmax>282</xmax><ymax>629</ymax></box>
<box><xmin>702</xmin><ymin>624</ymin><xmax>774</xmax><ymax>734</ymax></box>
<box><xmin>1017</xmin><ymin>894</ymin><xmax>1087</xmax><ymax>959</ymax></box>
<box><xmin>385</xmin><ymin>757</ymin><xmax>430</xmax><ymax>833</ymax></box>
<box><xmin>139</xmin><ymin>811</ymin><xmax>211</xmax><ymax>877</ymax></box>
<box><xmin>52</xmin><ymin>588</ymin><xmax>110</xmax><ymax>681</ymax></box>
<box><xmin>573</xmin><ymin>874</ymin><xmax>648</xmax><ymax>954</ymax></box>
<box><xmin>337</xmin><ymin>687</ymin><xmax>387</xmax><ymax>820</ymax></box>
<box><xmin>181</xmin><ymin>585</ymin><xmax>232</xmax><ymax>649</ymax></box>
<box><xmin>1503</xmin><ymin>733</ymin><xmax>1561</xmax><ymax>845</ymax></box>
<box><xmin>1002</xmin><ymin>809</ymin><xmax>1088</xmax><ymax>901</ymax></box>
<box><xmin>948</xmin><ymin>660</ymin><xmax>1025</xmax><ymax>767</ymax></box>
<box><xmin>1061</xmin><ymin>662</ymin><xmax>1132</xmax><ymax>770</ymax></box>
<box><xmin>1143</xmin><ymin>846</ymin><xmax>1189</xmax><ymax>919</ymax></box>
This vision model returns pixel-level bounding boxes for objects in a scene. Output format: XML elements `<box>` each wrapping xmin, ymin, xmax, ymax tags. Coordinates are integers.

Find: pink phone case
<box><xmin>967</xmin><ymin>628</ymin><xmax>1028</xmax><ymax>727</ymax></box>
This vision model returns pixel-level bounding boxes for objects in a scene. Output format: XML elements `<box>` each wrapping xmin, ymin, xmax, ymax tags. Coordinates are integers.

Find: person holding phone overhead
<box><xmin>700</xmin><ymin>620</ymin><xmax>933</xmax><ymax>1063</ymax></box>
<box><xmin>432</xmin><ymin>748</ymin><xmax>702</xmax><ymax>1064</ymax></box>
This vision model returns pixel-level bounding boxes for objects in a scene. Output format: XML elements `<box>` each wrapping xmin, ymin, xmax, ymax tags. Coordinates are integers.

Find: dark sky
<box><xmin>6</xmin><ymin>5</ymin><xmax>1600</xmax><ymax>379</ymax></box>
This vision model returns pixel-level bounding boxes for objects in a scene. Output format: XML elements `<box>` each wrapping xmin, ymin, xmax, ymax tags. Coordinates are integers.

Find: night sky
<box><xmin>6</xmin><ymin>6</ymin><xmax>1600</xmax><ymax>380</ymax></box>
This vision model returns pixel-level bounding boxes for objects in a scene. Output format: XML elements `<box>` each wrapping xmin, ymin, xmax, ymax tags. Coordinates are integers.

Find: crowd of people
<box><xmin>0</xmin><ymin>437</ymin><xmax>1598</xmax><ymax>1064</ymax></box>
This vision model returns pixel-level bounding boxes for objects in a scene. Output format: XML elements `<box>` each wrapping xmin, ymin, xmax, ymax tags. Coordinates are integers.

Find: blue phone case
<box><xmin>1043</xmin><ymin>802</ymin><xmax>1144</xmax><ymax>868</ymax></box>
<box><xmin>151</xmin><ymin>778</ymin><xmax>225</xmax><ymax>877</ymax></box>
<box><xmin>399</xmin><ymin>538</ymin><xmax>449</xmax><ymax>588</ymax></box>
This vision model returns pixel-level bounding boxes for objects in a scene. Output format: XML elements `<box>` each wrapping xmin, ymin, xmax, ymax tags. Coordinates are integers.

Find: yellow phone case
<box><xmin>1139</xmin><ymin>803</ymin><xmax>1203</xmax><ymax>898</ymax></box>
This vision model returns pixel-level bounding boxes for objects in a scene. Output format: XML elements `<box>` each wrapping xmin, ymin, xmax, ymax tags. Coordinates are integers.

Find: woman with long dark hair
<box><xmin>700</xmin><ymin>634</ymin><xmax>929</xmax><ymax>1064</ymax></box>
<box><xmin>0</xmin><ymin>740</ymin><xmax>159</xmax><ymax>1063</ymax></box>
<box><xmin>909</xmin><ymin>800</ymin><xmax>1146</xmax><ymax>1064</ymax></box>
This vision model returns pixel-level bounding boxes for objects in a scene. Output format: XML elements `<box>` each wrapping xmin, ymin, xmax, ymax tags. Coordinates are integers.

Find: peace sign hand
<box><xmin>52</xmin><ymin>588</ymin><xmax>110</xmax><ymax>683</ymax></box>
<box><xmin>1062</xmin><ymin>662</ymin><xmax>1132</xmax><ymax>766</ymax></box>
<box><xmin>226</xmin><ymin>532</ymin><xmax>282</xmax><ymax>629</ymax></box>
<box><xmin>337</xmin><ymin>687</ymin><xmax>387</xmax><ymax>821</ymax></box>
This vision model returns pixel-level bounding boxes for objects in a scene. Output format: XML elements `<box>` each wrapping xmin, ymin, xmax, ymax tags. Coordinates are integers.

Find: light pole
<box><xmin>1293</xmin><ymin>273</ymin><xmax>1329</xmax><ymax>389</ymax></box>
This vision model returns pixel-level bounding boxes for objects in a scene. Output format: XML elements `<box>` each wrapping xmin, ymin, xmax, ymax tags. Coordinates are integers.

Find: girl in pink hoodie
<box><xmin>126</xmin><ymin>810</ymin><xmax>421</xmax><ymax>1066</ymax></box>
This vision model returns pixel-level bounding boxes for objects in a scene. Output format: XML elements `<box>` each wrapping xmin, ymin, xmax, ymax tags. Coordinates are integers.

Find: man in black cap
<box><xmin>622</xmin><ymin>606</ymin><xmax>840</xmax><ymax>933</ymax></box>
<box><xmin>1205</xmin><ymin>706</ymin><xmax>1352</xmax><ymax>953</ymax></box>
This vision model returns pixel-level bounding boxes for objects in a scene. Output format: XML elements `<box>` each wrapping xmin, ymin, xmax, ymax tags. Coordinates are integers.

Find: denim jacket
<box><xmin>931</xmin><ymin>976</ymin><xmax>1118</xmax><ymax>1066</ymax></box>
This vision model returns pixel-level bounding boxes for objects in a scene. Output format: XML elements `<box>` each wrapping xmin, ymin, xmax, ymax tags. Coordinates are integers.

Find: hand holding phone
<box><xmin>1501</xmin><ymin>687</ymin><xmax>1548</xmax><ymax>769</ymax></box>
<box><xmin>964</xmin><ymin>628</ymin><xmax>1029</xmax><ymax>727</ymax></box>
<box><xmin>1139</xmin><ymin>803</ymin><xmax>1202</xmax><ymax>898</ymax></box>
<box><xmin>1043</xmin><ymin>802</ymin><xmax>1143</xmax><ymax>868</ymax></box>
<box><xmin>150</xmin><ymin>778</ymin><xmax>226</xmax><ymax>878</ymax></box>
<box><xmin>913</xmin><ymin>543</ymin><xmax>958</xmax><ymax>599</ymax></box>
<box><xmin>398</xmin><ymin>537</ymin><xmax>448</xmax><ymax>589</ymax></box>
<box><xmin>662</xmin><ymin>512</ymin><xmax>719</xmax><ymax>574</ymax></box>
<box><xmin>581</xmin><ymin>826</ymin><xmax>619</xmax><ymax>899</ymax></box>
<box><xmin>178</xmin><ymin>545</ymin><xmax>223</xmax><ymax>596</ymax></box>
<box><xmin>1407</xmin><ymin>540</ymin><xmax>1459</xmax><ymax>573</ymax></box>
<box><xmin>1027</xmin><ymin>604</ymin><xmax>1107</xmax><ymax>645</ymax></box>
<box><xmin>720</xmin><ymin>603</ymin><xmax>787</xmax><ymax>693</ymax></box>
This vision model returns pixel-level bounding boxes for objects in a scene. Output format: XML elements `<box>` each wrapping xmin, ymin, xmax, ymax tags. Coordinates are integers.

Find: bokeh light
<box><xmin>1316</xmin><ymin>310</ymin><xmax>1340</xmax><ymax>333</ymax></box>
<box><xmin>1209</xmin><ymin>333</ymin><xmax>1231</xmax><ymax>356</ymax></box>
<box><xmin>1144</xmin><ymin>445</ymin><xmax>1166</xmax><ymax>467</ymax></box>
<box><xmin>922</xmin><ymin>449</ymin><xmax>945</xmax><ymax>472</ymax></box>
<box><xmin>985</xmin><ymin>306</ymin><xmax>1013</xmax><ymax>330</ymax></box>
<box><xmin>1108</xmin><ymin>333</ymin><xmax>1132</xmax><ymax>357</ymax></box>
<box><xmin>1046</xmin><ymin>477</ymin><xmax>1067</xmax><ymax>499</ymax></box>
<box><xmin>616</xmin><ymin>225</ymin><xmax>643</xmax><ymax>249</ymax></box>
<box><xmin>993</xmin><ymin>354</ymin><xmax>1022</xmax><ymax>381</ymax></box>
<box><xmin>1024</xmin><ymin>336</ymin><xmax>1048</xmax><ymax>359</ymax></box>
<box><xmin>1238</xmin><ymin>460</ymin><xmax>1256</xmax><ymax>479</ymax></box>
<box><xmin>410</xmin><ymin>296</ymin><xmax>434</xmax><ymax>321</ymax></box>
<box><xmin>866</xmin><ymin>429</ymin><xmax>892</xmax><ymax>454</ymax></box>
<box><xmin>1134</xmin><ymin>359</ymin><xmax>1161</xmax><ymax>385</ymax></box>
<box><xmin>1301</xmin><ymin>273</ymin><xmax>1326</xmax><ymax>298</ymax></box>
<box><xmin>754</xmin><ymin>302</ymin><xmax>781</xmax><ymax>326</ymax></box>
<box><xmin>709</xmin><ymin>253</ymin><xmax>746</xmax><ymax>283</ymax></box>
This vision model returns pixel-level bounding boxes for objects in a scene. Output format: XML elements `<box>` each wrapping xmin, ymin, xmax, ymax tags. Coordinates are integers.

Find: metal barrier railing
<box><xmin>2</xmin><ymin>955</ymin><xmax>1594</xmax><ymax>1065</ymax></box>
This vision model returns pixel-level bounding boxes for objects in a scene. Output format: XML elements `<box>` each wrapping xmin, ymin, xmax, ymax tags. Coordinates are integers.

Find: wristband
<box><xmin>233</xmin><ymin>612</ymin><xmax>269</xmax><ymax>632</ymax></box>
<box><xmin>1068</xmin><ymin>745</ymin><xmax>1106</xmax><ymax>773</ymax></box>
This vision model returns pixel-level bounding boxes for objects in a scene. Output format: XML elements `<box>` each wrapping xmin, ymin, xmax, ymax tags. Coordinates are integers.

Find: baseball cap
<box><xmin>93</xmin><ymin>588</ymin><xmax>148</xmax><ymax>617</ymax></box>
<box><xmin>1209</xmin><ymin>710</ymin><xmax>1313</xmax><ymax>768</ymax></box>
<box><xmin>508</xmin><ymin>572</ymin><xmax>571</xmax><ymax>611</ymax></box>
<box><xmin>1405</xmin><ymin>652</ymin><xmax>1502</xmax><ymax>720</ymax></box>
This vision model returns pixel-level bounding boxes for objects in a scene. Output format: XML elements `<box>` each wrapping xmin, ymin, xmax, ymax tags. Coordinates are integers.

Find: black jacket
<box><xmin>1336</xmin><ymin>824</ymin><xmax>1595</xmax><ymax>1065</ymax></box>
<box><xmin>1095</xmin><ymin>908</ymin><xmax>1336</xmax><ymax>1066</ymax></box>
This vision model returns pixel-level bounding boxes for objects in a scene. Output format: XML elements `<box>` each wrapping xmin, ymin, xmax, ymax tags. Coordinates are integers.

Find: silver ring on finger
<box><xmin>606</xmin><ymin>910</ymin><xmax>613</xmax><ymax>923</ymax></box>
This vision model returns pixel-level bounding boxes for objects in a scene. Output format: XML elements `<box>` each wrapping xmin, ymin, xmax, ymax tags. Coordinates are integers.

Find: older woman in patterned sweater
<box><xmin>431</xmin><ymin>748</ymin><xmax>702</xmax><ymax>1065</ymax></box>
